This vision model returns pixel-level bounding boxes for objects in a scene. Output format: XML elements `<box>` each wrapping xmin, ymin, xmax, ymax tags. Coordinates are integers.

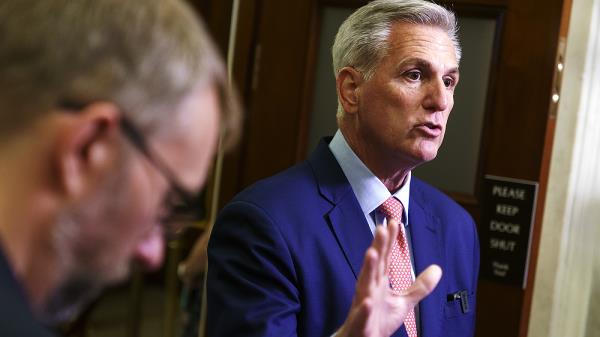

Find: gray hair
<box><xmin>0</xmin><ymin>0</ymin><xmax>240</xmax><ymax>148</ymax></box>
<box><xmin>332</xmin><ymin>0</ymin><xmax>461</xmax><ymax>116</ymax></box>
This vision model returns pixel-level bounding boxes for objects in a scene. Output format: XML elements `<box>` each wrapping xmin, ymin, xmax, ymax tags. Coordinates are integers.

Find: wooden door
<box><xmin>219</xmin><ymin>0</ymin><xmax>573</xmax><ymax>336</ymax></box>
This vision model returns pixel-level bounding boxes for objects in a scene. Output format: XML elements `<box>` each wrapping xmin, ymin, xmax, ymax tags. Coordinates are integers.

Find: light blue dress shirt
<box><xmin>328</xmin><ymin>130</ymin><xmax>415</xmax><ymax>278</ymax></box>
<box><xmin>327</xmin><ymin>129</ymin><xmax>421</xmax><ymax>336</ymax></box>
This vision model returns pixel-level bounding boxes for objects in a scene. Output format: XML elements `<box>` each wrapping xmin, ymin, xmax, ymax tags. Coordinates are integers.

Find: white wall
<box><xmin>528</xmin><ymin>0</ymin><xmax>600</xmax><ymax>336</ymax></box>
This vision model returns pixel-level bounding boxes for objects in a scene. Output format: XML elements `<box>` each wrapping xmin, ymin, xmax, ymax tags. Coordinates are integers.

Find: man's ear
<box><xmin>54</xmin><ymin>102</ymin><xmax>121</xmax><ymax>200</ymax></box>
<box><xmin>336</xmin><ymin>67</ymin><xmax>364</xmax><ymax>115</ymax></box>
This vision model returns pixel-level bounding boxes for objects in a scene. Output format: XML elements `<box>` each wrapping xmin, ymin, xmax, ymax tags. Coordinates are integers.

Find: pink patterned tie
<box><xmin>378</xmin><ymin>197</ymin><xmax>417</xmax><ymax>337</ymax></box>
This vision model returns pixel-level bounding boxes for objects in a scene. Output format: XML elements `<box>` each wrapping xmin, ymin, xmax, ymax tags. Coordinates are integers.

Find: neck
<box><xmin>340</xmin><ymin>125</ymin><xmax>413</xmax><ymax>192</ymax></box>
<box><xmin>0</xmin><ymin>137</ymin><xmax>62</xmax><ymax>311</ymax></box>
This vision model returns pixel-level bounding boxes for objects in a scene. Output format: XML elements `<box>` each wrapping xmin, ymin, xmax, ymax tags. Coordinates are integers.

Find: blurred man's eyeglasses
<box><xmin>59</xmin><ymin>101</ymin><xmax>204</xmax><ymax>238</ymax></box>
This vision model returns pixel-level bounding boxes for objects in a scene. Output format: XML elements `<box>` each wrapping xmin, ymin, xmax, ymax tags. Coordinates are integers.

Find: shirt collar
<box><xmin>329</xmin><ymin>130</ymin><xmax>411</xmax><ymax>222</ymax></box>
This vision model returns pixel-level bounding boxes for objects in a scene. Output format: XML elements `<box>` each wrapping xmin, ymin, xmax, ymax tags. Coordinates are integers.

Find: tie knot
<box><xmin>378</xmin><ymin>197</ymin><xmax>404</xmax><ymax>222</ymax></box>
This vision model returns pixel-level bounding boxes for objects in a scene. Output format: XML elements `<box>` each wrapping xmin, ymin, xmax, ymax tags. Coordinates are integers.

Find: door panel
<box><xmin>306</xmin><ymin>6</ymin><xmax>353</xmax><ymax>156</ymax></box>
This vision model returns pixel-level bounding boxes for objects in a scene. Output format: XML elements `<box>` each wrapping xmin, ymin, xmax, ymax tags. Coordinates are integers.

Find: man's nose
<box><xmin>422</xmin><ymin>79</ymin><xmax>449</xmax><ymax>112</ymax></box>
<box><xmin>133</xmin><ymin>228</ymin><xmax>165</xmax><ymax>271</ymax></box>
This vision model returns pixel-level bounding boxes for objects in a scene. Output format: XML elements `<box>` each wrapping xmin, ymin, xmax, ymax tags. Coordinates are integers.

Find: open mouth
<box><xmin>415</xmin><ymin>122</ymin><xmax>442</xmax><ymax>137</ymax></box>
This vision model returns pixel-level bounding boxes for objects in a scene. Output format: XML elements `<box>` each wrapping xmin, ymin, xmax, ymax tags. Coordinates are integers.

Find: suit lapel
<box><xmin>327</xmin><ymin>195</ymin><xmax>373</xmax><ymax>278</ymax></box>
<box><xmin>309</xmin><ymin>140</ymin><xmax>447</xmax><ymax>337</ymax></box>
<box><xmin>308</xmin><ymin>138</ymin><xmax>373</xmax><ymax>279</ymax></box>
<box><xmin>409</xmin><ymin>187</ymin><xmax>444</xmax><ymax>337</ymax></box>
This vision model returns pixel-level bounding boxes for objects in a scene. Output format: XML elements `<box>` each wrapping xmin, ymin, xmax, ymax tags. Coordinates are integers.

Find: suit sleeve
<box><xmin>206</xmin><ymin>200</ymin><xmax>300</xmax><ymax>337</ymax></box>
<box><xmin>471</xmin><ymin>213</ymin><xmax>480</xmax><ymax>332</ymax></box>
<box><xmin>461</xmin><ymin>210</ymin><xmax>480</xmax><ymax>336</ymax></box>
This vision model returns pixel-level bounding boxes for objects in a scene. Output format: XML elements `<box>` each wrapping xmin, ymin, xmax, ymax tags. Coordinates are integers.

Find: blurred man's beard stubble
<box><xmin>40</xmin><ymin>160</ymin><xmax>134</xmax><ymax>325</ymax></box>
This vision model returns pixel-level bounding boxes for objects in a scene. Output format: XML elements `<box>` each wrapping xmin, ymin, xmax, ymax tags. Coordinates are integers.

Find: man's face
<box><xmin>43</xmin><ymin>85</ymin><xmax>221</xmax><ymax>322</ymax></box>
<box><xmin>354</xmin><ymin>23</ymin><xmax>459</xmax><ymax>168</ymax></box>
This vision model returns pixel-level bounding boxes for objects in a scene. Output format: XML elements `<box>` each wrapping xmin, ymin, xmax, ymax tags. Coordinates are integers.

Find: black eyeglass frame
<box><xmin>59</xmin><ymin>100</ymin><xmax>204</xmax><ymax>235</ymax></box>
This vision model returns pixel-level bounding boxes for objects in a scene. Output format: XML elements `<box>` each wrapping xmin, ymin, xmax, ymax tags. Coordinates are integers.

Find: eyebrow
<box><xmin>399</xmin><ymin>58</ymin><xmax>460</xmax><ymax>76</ymax></box>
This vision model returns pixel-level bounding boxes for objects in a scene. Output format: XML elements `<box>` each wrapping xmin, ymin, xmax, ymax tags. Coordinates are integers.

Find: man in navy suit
<box><xmin>207</xmin><ymin>0</ymin><xmax>479</xmax><ymax>336</ymax></box>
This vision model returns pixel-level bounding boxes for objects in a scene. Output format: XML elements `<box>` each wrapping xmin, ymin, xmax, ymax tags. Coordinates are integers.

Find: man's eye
<box><xmin>443</xmin><ymin>77</ymin><xmax>456</xmax><ymax>88</ymax></box>
<box><xmin>405</xmin><ymin>71</ymin><xmax>421</xmax><ymax>81</ymax></box>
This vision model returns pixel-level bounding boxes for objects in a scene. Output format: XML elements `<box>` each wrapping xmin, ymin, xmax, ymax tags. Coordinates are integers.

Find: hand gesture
<box><xmin>336</xmin><ymin>219</ymin><xmax>442</xmax><ymax>337</ymax></box>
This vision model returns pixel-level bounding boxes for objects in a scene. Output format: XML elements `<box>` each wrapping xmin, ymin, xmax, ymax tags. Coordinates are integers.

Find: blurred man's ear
<box><xmin>53</xmin><ymin>103</ymin><xmax>121</xmax><ymax>200</ymax></box>
<box><xmin>336</xmin><ymin>67</ymin><xmax>363</xmax><ymax>115</ymax></box>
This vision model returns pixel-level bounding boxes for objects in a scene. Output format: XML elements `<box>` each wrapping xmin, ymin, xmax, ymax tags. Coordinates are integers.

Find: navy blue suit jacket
<box><xmin>207</xmin><ymin>139</ymin><xmax>479</xmax><ymax>337</ymax></box>
<box><xmin>0</xmin><ymin>247</ymin><xmax>57</xmax><ymax>337</ymax></box>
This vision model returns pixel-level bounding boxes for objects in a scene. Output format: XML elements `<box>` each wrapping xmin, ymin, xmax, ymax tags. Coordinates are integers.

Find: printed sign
<box><xmin>479</xmin><ymin>175</ymin><xmax>538</xmax><ymax>288</ymax></box>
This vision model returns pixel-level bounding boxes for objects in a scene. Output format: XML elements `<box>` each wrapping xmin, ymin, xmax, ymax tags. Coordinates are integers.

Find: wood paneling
<box><xmin>218</xmin><ymin>0</ymin><xmax>262</xmax><ymax>208</ymax></box>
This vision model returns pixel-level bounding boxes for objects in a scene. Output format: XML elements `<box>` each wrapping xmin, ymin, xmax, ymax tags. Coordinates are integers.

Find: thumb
<box><xmin>404</xmin><ymin>264</ymin><xmax>442</xmax><ymax>305</ymax></box>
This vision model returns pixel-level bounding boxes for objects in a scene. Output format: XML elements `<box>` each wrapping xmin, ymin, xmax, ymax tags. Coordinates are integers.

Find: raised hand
<box><xmin>336</xmin><ymin>219</ymin><xmax>442</xmax><ymax>337</ymax></box>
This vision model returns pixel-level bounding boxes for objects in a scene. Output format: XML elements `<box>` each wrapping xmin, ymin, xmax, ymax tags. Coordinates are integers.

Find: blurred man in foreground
<box><xmin>0</xmin><ymin>0</ymin><xmax>239</xmax><ymax>335</ymax></box>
